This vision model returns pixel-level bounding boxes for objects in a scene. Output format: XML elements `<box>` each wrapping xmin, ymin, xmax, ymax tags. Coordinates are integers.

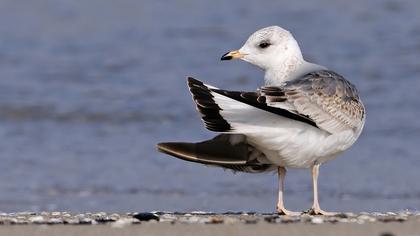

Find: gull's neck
<box><xmin>264</xmin><ymin>60</ymin><xmax>327</xmax><ymax>86</ymax></box>
<box><xmin>263</xmin><ymin>42</ymin><xmax>327</xmax><ymax>86</ymax></box>
<box><xmin>264</xmin><ymin>56</ymin><xmax>303</xmax><ymax>86</ymax></box>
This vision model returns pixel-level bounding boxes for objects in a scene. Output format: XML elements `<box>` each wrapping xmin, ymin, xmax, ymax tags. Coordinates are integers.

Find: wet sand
<box><xmin>0</xmin><ymin>221</ymin><xmax>418</xmax><ymax>236</ymax></box>
<box><xmin>0</xmin><ymin>212</ymin><xmax>419</xmax><ymax>236</ymax></box>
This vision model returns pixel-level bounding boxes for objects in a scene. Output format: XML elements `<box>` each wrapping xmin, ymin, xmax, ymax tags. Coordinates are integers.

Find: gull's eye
<box><xmin>258</xmin><ymin>41</ymin><xmax>271</xmax><ymax>49</ymax></box>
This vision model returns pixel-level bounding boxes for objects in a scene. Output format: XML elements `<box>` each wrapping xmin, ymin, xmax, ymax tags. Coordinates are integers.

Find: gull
<box><xmin>158</xmin><ymin>26</ymin><xmax>365</xmax><ymax>215</ymax></box>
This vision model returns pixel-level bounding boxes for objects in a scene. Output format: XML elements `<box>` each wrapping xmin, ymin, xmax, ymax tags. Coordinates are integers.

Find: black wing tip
<box><xmin>186</xmin><ymin>77</ymin><xmax>232</xmax><ymax>132</ymax></box>
<box><xmin>187</xmin><ymin>76</ymin><xmax>202</xmax><ymax>86</ymax></box>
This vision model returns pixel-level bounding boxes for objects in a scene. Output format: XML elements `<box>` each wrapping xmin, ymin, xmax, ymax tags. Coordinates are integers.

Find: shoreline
<box><xmin>0</xmin><ymin>211</ymin><xmax>417</xmax><ymax>224</ymax></box>
<box><xmin>0</xmin><ymin>211</ymin><xmax>419</xmax><ymax>235</ymax></box>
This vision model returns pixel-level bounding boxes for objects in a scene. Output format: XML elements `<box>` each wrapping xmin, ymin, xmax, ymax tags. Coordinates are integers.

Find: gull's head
<box><xmin>221</xmin><ymin>26</ymin><xmax>303</xmax><ymax>70</ymax></box>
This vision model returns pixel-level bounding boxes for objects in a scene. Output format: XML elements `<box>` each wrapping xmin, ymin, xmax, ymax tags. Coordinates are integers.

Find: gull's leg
<box><xmin>276</xmin><ymin>167</ymin><xmax>300</xmax><ymax>216</ymax></box>
<box><xmin>308</xmin><ymin>164</ymin><xmax>336</xmax><ymax>216</ymax></box>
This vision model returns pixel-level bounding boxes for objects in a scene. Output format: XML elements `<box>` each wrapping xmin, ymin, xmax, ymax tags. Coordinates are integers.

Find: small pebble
<box><xmin>48</xmin><ymin>218</ymin><xmax>63</xmax><ymax>224</ymax></box>
<box><xmin>358</xmin><ymin>215</ymin><xmax>376</xmax><ymax>223</ymax></box>
<box><xmin>340</xmin><ymin>212</ymin><xmax>354</xmax><ymax>218</ymax></box>
<box><xmin>110</xmin><ymin>213</ymin><xmax>120</xmax><ymax>220</ymax></box>
<box><xmin>51</xmin><ymin>212</ymin><xmax>61</xmax><ymax>216</ymax></box>
<box><xmin>29</xmin><ymin>216</ymin><xmax>45</xmax><ymax>224</ymax></box>
<box><xmin>133</xmin><ymin>212</ymin><xmax>160</xmax><ymax>222</ymax></box>
<box><xmin>311</xmin><ymin>217</ymin><xmax>324</xmax><ymax>224</ymax></box>
<box><xmin>64</xmin><ymin>218</ymin><xmax>80</xmax><ymax>224</ymax></box>
<box><xmin>79</xmin><ymin>217</ymin><xmax>94</xmax><ymax>224</ymax></box>
<box><xmin>208</xmin><ymin>216</ymin><xmax>223</xmax><ymax>224</ymax></box>
<box><xmin>159</xmin><ymin>214</ymin><xmax>177</xmax><ymax>223</ymax></box>
<box><xmin>372</xmin><ymin>212</ymin><xmax>386</xmax><ymax>217</ymax></box>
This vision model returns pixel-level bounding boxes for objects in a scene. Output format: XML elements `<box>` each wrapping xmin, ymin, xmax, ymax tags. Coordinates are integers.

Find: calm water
<box><xmin>0</xmin><ymin>0</ymin><xmax>419</xmax><ymax>213</ymax></box>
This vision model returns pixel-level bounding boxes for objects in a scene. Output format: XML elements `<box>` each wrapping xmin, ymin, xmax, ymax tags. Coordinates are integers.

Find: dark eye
<box><xmin>258</xmin><ymin>41</ymin><xmax>271</xmax><ymax>49</ymax></box>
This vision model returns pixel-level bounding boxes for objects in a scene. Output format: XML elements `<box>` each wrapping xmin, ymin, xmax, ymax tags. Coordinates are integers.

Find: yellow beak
<box><xmin>221</xmin><ymin>50</ymin><xmax>246</xmax><ymax>60</ymax></box>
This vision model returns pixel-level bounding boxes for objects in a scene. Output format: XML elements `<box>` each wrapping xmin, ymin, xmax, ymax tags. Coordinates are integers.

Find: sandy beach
<box><xmin>0</xmin><ymin>212</ymin><xmax>419</xmax><ymax>236</ymax></box>
<box><xmin>0</xmin><ymin>221</ymin><xmax>419</xmax><ymax>236</ymax></box>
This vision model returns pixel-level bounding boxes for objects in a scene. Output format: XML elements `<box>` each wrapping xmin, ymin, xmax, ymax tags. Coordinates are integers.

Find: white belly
<box><xmin>244</xmin><ymin>124</ymin><xmax>357</xmax><ymax>169</ymax></box>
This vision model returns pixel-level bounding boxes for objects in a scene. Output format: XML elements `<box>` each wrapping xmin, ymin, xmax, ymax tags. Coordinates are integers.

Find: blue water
<box><xmin>0</xmin><ymin>0</ymin><xmax>419</xmax><ymax>213</ymax></box>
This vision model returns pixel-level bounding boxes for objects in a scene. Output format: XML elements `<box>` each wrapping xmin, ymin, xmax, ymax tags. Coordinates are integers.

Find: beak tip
<box><xmin>221</xmin><ymin>56</ymin><xmax>232</xmax><ymax>61</ymax></box>
<box><xmin>220</xmin><ymin>52</ymin><xmax>232</xmax><ymax>61</ymax></box>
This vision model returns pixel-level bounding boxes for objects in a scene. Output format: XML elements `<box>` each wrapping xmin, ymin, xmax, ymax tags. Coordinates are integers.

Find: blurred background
<box><xmin>0</xmin><ymin>0</ymin><xmax>419</xmax><ymax>213</ymax></box>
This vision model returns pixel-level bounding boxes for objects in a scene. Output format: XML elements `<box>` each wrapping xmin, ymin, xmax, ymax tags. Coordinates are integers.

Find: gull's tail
<box><xmin>157</xmin><ymin>134</ymin><xmax>274</xmax><ymax>173</ymax></box>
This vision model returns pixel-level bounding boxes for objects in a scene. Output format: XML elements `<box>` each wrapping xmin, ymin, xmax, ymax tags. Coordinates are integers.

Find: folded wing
<box><xmin>261</xmin><ymin>70</ymin><xmax>365</xmax><ymax>134</ymax></box>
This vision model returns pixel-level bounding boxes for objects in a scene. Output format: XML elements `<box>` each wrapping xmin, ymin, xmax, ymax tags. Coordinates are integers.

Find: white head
<box><xmin>221</xmin><ymin>26</ymin><xmax>304</xmax><ymax>71</ymax></box>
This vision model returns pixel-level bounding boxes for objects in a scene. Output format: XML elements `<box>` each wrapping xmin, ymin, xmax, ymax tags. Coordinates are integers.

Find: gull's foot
<box><xmin>307</xmin><ymin>208</ymin><xmax>337</xmax><ymax>216</ymax></box>
<box><xmin>276</xmin><ymin>207</ymin><xmax>301</xmax><ymax>216</ymax></box>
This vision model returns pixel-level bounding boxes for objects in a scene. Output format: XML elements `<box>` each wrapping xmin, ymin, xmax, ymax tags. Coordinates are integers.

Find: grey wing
<box><xmin>260</xmin><ymin>70</ymin><xmax>365</xmax><ymax>134</ymax></box>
